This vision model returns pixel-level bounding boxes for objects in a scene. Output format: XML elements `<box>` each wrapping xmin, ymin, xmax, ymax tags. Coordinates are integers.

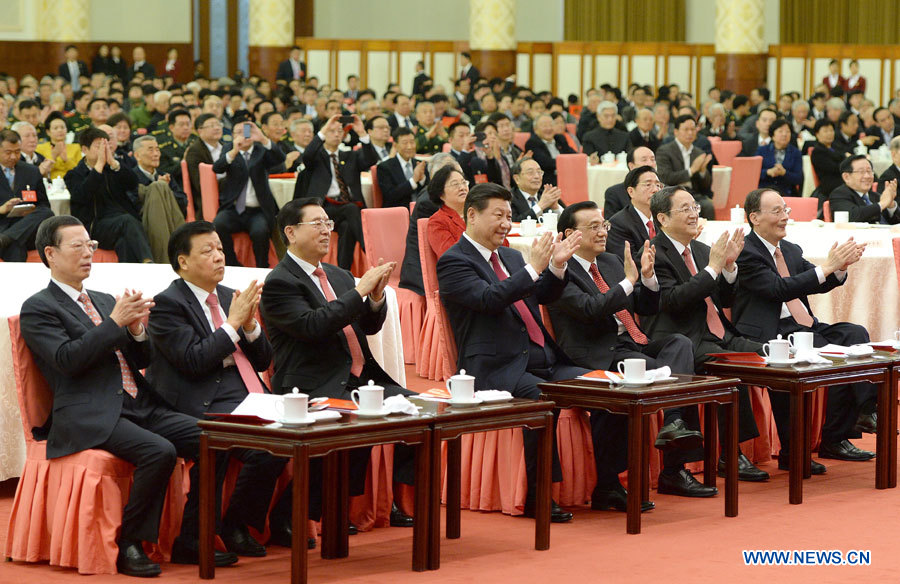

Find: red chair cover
<box><xmin>710</xmin><ymin>140</ymin><xmax>742</xmax><ymax>168</ymax></box>
<box><xmin>180</xmin><ymin>159</ymin><xmax>196</xmax><ymax>222</ymax></box>
<box><xmin>715</xmin><ymin>156</ymin><xmax>762</xmax><ymax>220</ymax></box>
<box><xmin>783</xmin><ymin>196</ymin><xmax>817</xmax><ymax>221</ymax></box>
<box><xmin>556</xmin><ymin>153</ymin><xmax>589</xmax><ymax>205</ymax></box>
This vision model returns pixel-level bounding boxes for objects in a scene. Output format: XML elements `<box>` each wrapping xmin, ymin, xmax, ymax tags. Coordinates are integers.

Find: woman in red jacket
<box><xmin>426</xmin><ymin>165</ymin><xmax>469</xmax><ymax>258</ymax></box>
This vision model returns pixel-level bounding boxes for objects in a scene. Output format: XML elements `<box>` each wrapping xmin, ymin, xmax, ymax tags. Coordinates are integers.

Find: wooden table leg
<box><xmin>803</xmin><ymin>391</ymin><xmax>813</xmax><ymax>480</ymax></box>
<box><xmin>724</xmin><ymin>390</ymin><xmax>738</xmax><ymax>518</ymax></box>
<box><xmin>446</xmin><ymin>437</ymin><xmax>461</xmax><ymax>539</ymax></box>
<box><xmin>292</xmin><ymin>445</ymin><xmax>310</xmax><ymax>584</ymax></box>
<box><xmin>427</xmin><ymin>431</ymin><xmax>443</xmax><ymax>571</ymax></box>
<box><xmin>703</xmin><ymin>402</ymin><xmax>718</xmax><ymax>488</ymax></box>
<box><xmin>789</xmin><ymin>386</ymin><xmax>804</xmax><ymax>504</ymax></box>
<box><xmin>641</xmin><ymin>414</ymin><xmax>650</xmax><ymax>503</ymax></box>
<box><xmin>412</xmin><ymin>432</ymin><xmax>431</xmax><ymax>572</ymax></box>
<box><xmin>626</xmin><ymin>405</ymin><xmax>643</xmax><ymax>535</ymax></box>
<box><xmin>876</xmin><ymin>372</ymin><xmax>894</xmax><ymax>489</ymax></box>
<box><xmin>337</xmin><ymin>451</ymin><xmax>350</xmax><ymax>557</ymax></box>
<box><xmin>199</xmin><ymin>434</ymin><xmax>215</xmax><ymax>579</ymax></box>
<box><xmin>889</xmin><ymin>368</ymin><xmax>899</xmax><ymax>488</ymax></box>
<box><xmin>320</xmin><ymin>452</ymin><xmax>342</xmax><ymax>559</ymax></box>
<box><xmin>534</xmin><ymin>413</ymin><xmax>551</xmax><ymax>550</ymax></box>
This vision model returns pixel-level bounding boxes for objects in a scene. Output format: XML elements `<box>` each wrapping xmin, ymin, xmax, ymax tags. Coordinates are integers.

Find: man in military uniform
<box><xmin>157</xmin><ymin>108</ymin><xmax>195</xmax><ymax>181</ymax></box>
<box><xmin>66</xmin><ymin>90</ymin><xmax>92</xmax><ymax>136</ymax></box>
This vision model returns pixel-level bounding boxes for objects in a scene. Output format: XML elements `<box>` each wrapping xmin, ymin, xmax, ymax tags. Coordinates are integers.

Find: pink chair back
<box><xmin>707</xmin><ymin>136</ymin><xmax>722</xmax><ymax>145</ymax></box>
<box><xmin>891</xmin><ymin>238</ymin><xmax>900</xmax><ymax>291</ymax></box>
<box><xmin>198</xmin><ymin>163</ymin><xmax>219</xmax><ymax>219</ymax></box>
<box><xmin>711</xmin><ymin>140</ymin><xmax>742</xmax><ymax>168</ymax></box>
<box><xmin>822</xmin><ymin>200</ymin><xmax>832</xmax><ymax>222</ymax></box>
<box><xmin>8</xmin><ymin>315</ymin><xmax>51</xmax><ymax>444</ymax></box>
<box><xmin>806</xmin><ymin>147</ymin><xmax>821</xmax><ymax>188</ymax></box>
<box><xmin>715</xmin><ymin>155</ymin><xmax>762</xmax><ymax>220</ymax></box>
<box><xmin>782</xmin><ymin>196</ymin><xmax>817</xmax><ymax>221</ymax></box>
<box><xmin>361</xmin><ymin>207</ymin><xmax>409</xmax><ymax>288</ymax></box>
<box><xmin>513</xmin><ymin>132</ymin><xmax>530</xmax><ymax>151</ymax></box>
<box><xmin>556</xmin><ymin>153</ymin><xmax>589</xmax><ymax>205</ymax></box>
<box><xmin>370</xmin><ymin>165</ymin><xmax>383</xmax><ymax>208</ymax></box>
<box><xmin>418</xmin><ymin>218</ymin><xmax>457</xmax><ymax>376</ymax></box>
<box><xmin>180</xmin><ymin>159</ymin><xmax>196</xmax><ymax>222</ymax></box>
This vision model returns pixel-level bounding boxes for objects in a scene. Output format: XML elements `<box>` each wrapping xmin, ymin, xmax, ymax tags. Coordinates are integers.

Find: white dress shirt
<box><xmin>663</xmin><ymin>232</ymin><xmax>737</xmax><ymax>283</ymax></box>
<box><xmin>572</xmin><ymin>253</ymin><xmax>658</xmax><ymax>336</ymax></box>
<box><xmin>462</xmin><ymin>232</ymin><xmax>566</xmax><ymax>281</ymax></box>
<box><xmin>183</xmin><ymin>279</ymin><xmax>261</xmax><ymax>367</ymax></box>
<box><xmin>317</xmin><ymin>132</ymin><xmax>370</xmax><ymax>198</ymax></box>
<box><xmin>757</xmin><ymin>236</ymin><xmax>844</xmax><ymax>320</ymax></box>
<box><xmin>51</xmin><ymin>277</ymin><xmax>147</xmax><ymax>341</ymax></box>
<box><xmin>286</xmin><ymin>251</ymin><xmax>384</xmax><ymax>310</ymax></box>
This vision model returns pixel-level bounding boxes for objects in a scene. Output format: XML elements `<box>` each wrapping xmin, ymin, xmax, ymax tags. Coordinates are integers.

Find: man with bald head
<box><xmin>524</xmin><ymin>113</ymin><xmax>575</xmax><ymax>186</ymax></box>
<box><xmin>629</xmin><ymin>108</ymin><xmax>660</xmax><ymax>152</ymax></box>
<box><xmin>603</xmin><ymin>146</ymin><xmax>657</xmax><ymax>218</ymax></box>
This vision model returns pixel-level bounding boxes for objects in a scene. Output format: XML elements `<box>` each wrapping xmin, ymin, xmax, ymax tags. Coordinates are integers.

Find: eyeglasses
<box><xmin>758</xmin><ymin>206</ymin><xmax>792</xmax><ymax>216</ymax></box>
<box><xmin>637</xmin><ymin>180</ymin><xmax>662</xmax><ymax>189</ymax></box>
<box><xmin>446</xmin><ymin>180</ymin><xmax>470</xmax><ymax>190</ymax></box>
<box><xmin>55</xmin><ymin>239</ymin><xmax>99</xmax><ymax>253</ymax></box>
<box><xmin>297</xmin><ymin>219</ymin><xmax>335</xmax><ymax>232</ymax></box>
<box><xmin>199</xmin><ymin>122</ymin><xmax>222</xmax><ymax>130</ymax></box>
<box><xmin>850</xmin><ymin>169</ymin><xmax>874</xmax><ymax>176</ymax></box>
<box><xmin>521</xmin><ymin>168</ymin><xmax>544</xmax><ymax>176</ymax></box>
<box><xmin>577</xmin><ymin>221</ymin><xmax>611</xmax><ymax>233</ymax></box>
<box><xmin>671</xmin><ymin>203</ymin><xmax>702</xmax><ymax>215</ymax></box>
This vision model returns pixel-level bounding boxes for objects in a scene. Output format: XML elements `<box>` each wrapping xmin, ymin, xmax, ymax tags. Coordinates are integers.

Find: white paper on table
<box><xmin>384</xmin><ymin>395</ymin><xmax>419</xmax><ymax>415</ymax></box>
<box><xmin>792</xmin><ymin>349</ymin><xmax>832</xmax><ymax>364</ymax></box>
<box><xmin>818</xmin><ymin>343</ymin><xmax>875</xmax><ymax>357</ymax></box>
<box><xmin>231</xmin><ymin>393</ymin><xmax>341</xmax><ymax>421</ymax></box>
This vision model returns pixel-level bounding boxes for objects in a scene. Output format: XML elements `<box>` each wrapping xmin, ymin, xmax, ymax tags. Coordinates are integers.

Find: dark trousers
<box><xmin>323</xmin><ymin>200</ymin><xmax>364</xmax><ymax>270</ymax></box>
<box><xmin>516</xmin><ymin>342</ymin><xmax>590</xmax><ymax>500</ymax></box>
<box><xmin>214</xmin><ymin>206</ymin><xmax>271</xmax><ymax>268</ymax></box>
<box><xmin>609</xmin><ymin>333</ymin><xmax>700</xmax><ymax>477</ymax></box>
<box><xmin>774</xmin><ymin>319</ymin><xmax>876</xmax><ymax>451</ymax></box>
<box><xmin>98</xmin><ymin>392</ymin><xmax>215</xmax><ymax>544</ymax></box>
<box><xmin>92</xmin><ymin>212</ymin><xmax>153</xmax><ymax>263</ymax></box>
<box><xmin>0</xmin><ymin>205</ymin><xmax>53</xmax><ymax>261</ymax></box>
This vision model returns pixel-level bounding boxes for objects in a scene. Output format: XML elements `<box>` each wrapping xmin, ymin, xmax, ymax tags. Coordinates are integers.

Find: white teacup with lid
<box><xmin>276</xmin><ymin>387</ymin><xmax>309</xmax><ymax>422</ymax></box>
<box><xmin>352</xmin><ymin>380</ymin><xmax>385</xmax><ymax>415</ymax></box>
<box><xmin>446</xmin><ymin>369</ymin><xmax>476</xmax><ymax>402</ymax></box>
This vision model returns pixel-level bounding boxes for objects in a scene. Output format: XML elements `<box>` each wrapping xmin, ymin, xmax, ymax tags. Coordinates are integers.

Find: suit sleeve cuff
<box><xmin>548</xmin><ymin>262</ymin><xmax>567</xmax><ymax>280</ymax></box>
<box><xmin>531</xmin><ymin>203</ymin><xmax>543</xmax><ymax>216</ymax></box>
<box><xmin>129</xmin><ymin>325</ymin><xmax>148</xmax><ymax>342</ymax></box>
<box><xmin>242</xmin><ymin>321</ymin><xmax>262</xmax><ymax>342</ymax></box>
<box><xmin>408</xmin><ymin>177</ymin><xmax>418</xmax><ymax>189</ymax></box>
<box><xmin>618</xmin><ymin>279</ymin><xmax>634</xmax><ymax>295</ymax></box>
<box><xmin>525</xmin><ymin>264</ymin><xmax>540</xmax><ymax>281</ymax></box>
<box><xmin>220</xmin><ymin>322</ymin><xmax>241</xmax><ymax>344</ymax></box>
<box><xmin>704</xmin><ymin>265</ymin><xmax>718</xmax><ymax>280</ymax></box>
<box><xmin>834</xmin><ymin>269</ymin><xmax>847</xmax><ymax>282</ymax></box>
<box><xmin>369</xmin><ymin>295</ymin><xmax>386</xmax><ymax>311</ymax></box>
<box><xmin>721</xmin><ymin>264</ymin><xmax>738</xmax><ymax>283</ymax></box>
<box><xmin>641</xmin><ymin>274</ymin><xmax>659</xmax><ymax>291</ymax></box>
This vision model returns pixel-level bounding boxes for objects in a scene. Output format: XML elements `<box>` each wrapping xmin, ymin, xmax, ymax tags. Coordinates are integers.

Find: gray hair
<box><xmin>132</xmin><ymin>135</ymin><xmax>157</xmax><ymax>152</ymax></box>
<box><xmin>10</xmin><ymin>120</ymin><xmax>34</xmax><ymax>134</ymax></box>
<box><xmin>596</xmin><ymin>100</ymin><xmax>617</xmax><ymax>115</ymax></box>
<box><xmin>791</xmin><ymin>99</ymin><xmax>810</xmax><ymax>113</ymax></box>
<box><xmin>891</xmin><ymin>136</ymin><xmax>900</xmax><ymax>152</ymax></box>
<box><xmin>826</xmin><ymin>97</ymin><xmax>846</xmax><ymax>111</ymax></box>
<box><xmin>289</xmin><ymin>118</ymin><xmax>314</xmax><ymax>133</ymax></box>
<box><xmin>427</xmin><ymin>152</ymin><xmax>462</xmax><ymax>176</ymax></box>
<box><xmin>154</xmin><ymin>90</ymin><xmax>172</xmax><ymax>105</ymax></box>
<box><xmin>708</xmin><ymin>103</ymin><xmax>726</xmax><ymax>116</ymax></box>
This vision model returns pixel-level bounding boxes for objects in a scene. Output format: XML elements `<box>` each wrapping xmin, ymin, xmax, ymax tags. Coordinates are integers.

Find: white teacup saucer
<box><xmin>355</xmin><ymin>407</ymin><xmax>392</xmax><ymax>418</ymax></box>
<box><xmin>448</xmin><ymin>396</ymin><xmax>483</xmax><ymax>407</ymax></box>
<box><xmin>276</xmin><ymin>416</ymin><xmax>316</xmax><ymax>427</ymax></box>
<box><xmin>611</xmin><ymin>377</ymin><xmax>654</xmax><ymax>387</ymax></box>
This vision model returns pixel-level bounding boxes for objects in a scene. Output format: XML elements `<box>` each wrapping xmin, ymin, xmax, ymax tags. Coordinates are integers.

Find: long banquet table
<box><xmin>0</xmin><ymin>262</ymin><xmax>406</xmax><ymax>481</ymax></box>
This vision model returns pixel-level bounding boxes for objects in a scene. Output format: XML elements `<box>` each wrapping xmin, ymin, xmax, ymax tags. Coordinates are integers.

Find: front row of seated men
<box><xmin>19</xmin><ymin>177</ymin><xmax>878</xmax><ymax>576</ymax></box>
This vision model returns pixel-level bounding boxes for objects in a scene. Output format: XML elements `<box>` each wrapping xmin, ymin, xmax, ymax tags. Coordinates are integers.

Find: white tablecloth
<box><xmin>508</xmin><ymin>219</ymin><xmax>900</xmax><ymax>347</ymax></box>
<box><xmin>270</xmin><ymin>173</ymin><xmax>374</xmax><ymax>209</ymax></box>
<box><xmin>47</xmin><ymin>190</ymin><xmax>70</xmax><ymax>216</ymax></box>
<box><xmin>0</xmin><ymin>263</ymin><xmax>405</xmax><ymax>481</ymax></box>
<box><xmin>586</xmin><ymin>162</ymin><xmax>731</xmax><ymax>212</ymax></box>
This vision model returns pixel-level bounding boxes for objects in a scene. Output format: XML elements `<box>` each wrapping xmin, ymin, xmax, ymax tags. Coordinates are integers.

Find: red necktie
<box><xmin>206</xmin><ymin>293</ymin><xmax>265</xmax><ymax>394</ymax></box>
<box><xmin>773</xmin><ymin>247</ymin><xmax>814</xmax><ymax>327</ymax></box>
<box><xmin>78</xmin><ymin>292</ymin><xmax>138</xmax><ymax>398</ymax></box>
<box><xmin>588</xmin><ymin>264</ymin><xmax>649</xmax><ymax>345</ymax></box>
<box><xmin>680</xmin><ymin>248</ymin><xmax>726</xmax><ymax>339</ymax></box>
<box><xmin>312</xmin><ymin>267</ymin><xmax>365</xmax><ymax>376</ymax></box>
<box><xmin>646</xmin><ymin>219</ymin><xmax>656</xmax><ymax>239</ymax></box>
<box><xmin>488</xmin><ymin>252</ymin><xmax>545</xmax><ymax>347</ymax></box>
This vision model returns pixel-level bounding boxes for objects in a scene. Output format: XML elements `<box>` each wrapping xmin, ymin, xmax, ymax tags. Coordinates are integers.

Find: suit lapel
<box><xmin>746</xmin><ymin>231</ymin><xmax>778</xmax><ymax>272</ymax></box>
<box><xmin>49</xmin><ymin>282</ymin><xmax>96</xmax><ymax>329</ymax></box>
<box><xmin>281</xmin><ymin>255</ymin><xmax>327</xmax><ymax>305</ymax></box>
<box><xmin>458</xmin><ymin>236</ymin><xmax>500</xmax><ymax>283</ymax></box>
<box><xmin>658</xmin><ymin>235</ymin><xmax>692</xmax><ymax>282</ymax></box>
<box><xmin>175</xmin><ymin>279</ymin><xmax>214</xmax><ymax>335</ymax></box>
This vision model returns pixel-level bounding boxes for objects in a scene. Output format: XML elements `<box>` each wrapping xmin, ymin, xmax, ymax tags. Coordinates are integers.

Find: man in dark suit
<box><xmin>437</xmin><ymin>183</ymin><xmax>586</xmax><ymax>522</ymax></box>
<box><xmin>524</xmin><ymin>114</ymin><xmax>575</xmax><ymax>186</ymax></box>
<box><xmin>260</xmin><ymin>198</ymin><xmax>416</xmax><ymax>526</ymax></box>
<box><xmin>733</xmin><ymin>189</ymin><xmax>876</xmax><ymax>469</ymax></box>
<box><xmin>607</xmin><ymin>165</ymin><xmax>660</xmax><ymax>261</ymax></box>
<box><xmin>809</xmin><ymin>119</ymin><xmax>845</xmax><ymax>203</ymax></box>
<box><xmin>865</xmin><ymin>107</ymin><xmax>896</xmax><ymax>151</ymax></box>
<box><xmin>582</xmin><ymin>101</ymin><xmax>631</xmax><ymax>158</ymax></box>
<box><xmin>509</xmin><ymin>156</ymin><xmax>564</xmax><ymax>222</ymax></box>
<box><xmin>458</xmin><ymin>52</ymin><xmax>480</xmax><ymax>85</ymax></box>
<box><xmin>739</xmin><ymin>108</ymin><xmax>776</xmax><ymax>157</ymax></box>
<box><xmin>548</xmin><ymin>201</ymin><xmax>707</xmax><ymax>506</ymax></box>
<box><xmin>20</xmin><ymin>215</ymin><xmax>237</xmax><ymax>577</ymax></box>
<box><xmin>603</xmin><ymin>146</ymin><xmax>657</xmax><ymax>219</ymax></box>
<box><xmin>276</xmin><ymin>46</ymin><xmax>307</xmax><ymax>82</ymax></box>
<box><xmin>58</xmin><ymin>45</ymin><xmax>89</xmax><ymax>91</ymax></box>
<box><xmin>292</xmin><ymin>114</ymin><xmax>376</xmax><ymax>270</ymax></box>
<box><xmin>184</xmin><ymin>113</ymin><xmax>225</xmax><ymax>220</ymax></box>
<box><xmin>576</xmin><ymin>94</ymin><xmax>601</xmax><ymax>141</ymax></box>
<box><xmin>147</xmin><ymin>221</ymin><xmax>299</xmax><ymax>554</ymax></box>
<box><xmin>128</xmin><ymin>46</ymin><xmax>156</xmax><ymax>81</ymax></box>
<box><xmin>655</xmin><ymin>115</ymin><xmax>714</xmax><ymax>220</ymax></box>
<box><xmin>829</xmin><ymin>155</ymin><xmax>900</xmax><ymax>224</ymax></box>
<box><xmin>878</xmin><ymin>136</ymin><xmax>900</xmax><ymax>185</ymax></box>
<box><xmin>629</xmin><ymin>108</ymin><xmax>661</xmax><ymax>152</ymax></box>
<box><xmin>0</xmin><ymin>130</ymin><xmax>54</xmax><ymax>261</ymax></box>
<box><xmin>377</xmin><ymin>127</ymin><xmax>428</xmax><ymax>209</ymax></box>
<box><xmin>642</xmin><ymin>186</ymin><xmax>771</xmax><ymax>490</ymax></box>
<box><xmin>64</xmin><ymin>127</ymin><xmax>153</xmax><ymax>263</ymax></box>
<box><xmin>212</xmin><ymin>120</ymin><xmax>284</xmax><ymax>267</ymax></box>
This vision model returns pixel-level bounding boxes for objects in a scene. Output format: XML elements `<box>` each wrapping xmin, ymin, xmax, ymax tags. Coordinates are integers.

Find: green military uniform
<box><xmin>415</xmin><ymin>124</ymin><xmax>446</xmax><ymax>155</ymax></box>
<box><xmin>129</xmin><ymin>105</ymin><xmax>152</xmax><ymax>130</ymax></box>
<box><xmin>66</xmin><ymin>112</ymin><xmax>91</xmax><ymax>136</ymax></box>
<box><xmin>157</xmin><ymin>132</ymin><xmax>194</xmax><ymax>177</ymax></box>
<box><xmin>150</xmin><ymin>121</ymin><xmax>169</xmax><ymax>138</ymax></box>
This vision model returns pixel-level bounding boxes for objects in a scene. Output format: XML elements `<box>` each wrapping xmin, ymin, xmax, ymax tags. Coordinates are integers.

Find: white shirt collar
<box><xmin>633</xmin><ymin>206</ymin><xmax>651</xmax><ymax>226</ymax></box>
<box><xmin>663</xmin><ymin>231</ymin><xmax>689</xmax><ymax>257</ymax></box>
<box><xmin>50</xmin><ymin>277</ymin><xmax>84</xmax><ymax>301</ymax></box>
<box><xmin>757</xmin><ymin>232</ymin><xmax>780</xmax><ymax>258</ymax></box>
<box><xmin>462</xmin><ymin>232</ymin><xmax>496</xmax><ymax>262</ymax></box>
<box><xmin>572</xmin><ymin>253</ymin><xmax>594</xmax><ymax>273</ymax></box>
<box><xmin>183</xmin><ymin>279</ymin><xmax>217</xmax><ymax>306</ymax></box>
<box><xmin>676</xmin><ymin>139</ymin><xmax>692</xmax><ymax>156</ymax></box>
<box><xmin>287</xmin><ymin>249</ymin><xmax>320</xmax><ymax>276</ymax></box>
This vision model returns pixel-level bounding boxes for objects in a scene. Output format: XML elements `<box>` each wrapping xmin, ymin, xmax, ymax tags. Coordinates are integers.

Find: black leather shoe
<box><xmin>777</xmin><ymin>454</ymin><xmax>826</xmax><ymax>475</ymax></box>
<box><xmin>222</xmin><ymin>524</ymin><xmax>266</xmax><ymax>557</ymax></box>
<box><xmin>591</xmin><ymin>483</ymin><xmax>655</xmax><ymax>513</ymax></box>
<box><xmin>853</xmin><ymin>412</ymin><xmax>877</xmax><ymax>434</ymax></box>
<box><xmin>818</xmin><ymin>440</ymin><xmax>875</xmax><ymax>461</ymax></box>
<box><xmin>116</xmin><ymin>542</ymin><xmax>161</xmax><ymax>578</ymax></box>
<box><xmin>390</xmin><ymin>502</ymin><xmax>414</xmax><ymax>527</ymax></box>
<box><xmin>717</xmin><ymin>452</ymin><xmax>769</xmax><ymax>482</ymax></box>
<box><xmin>523</xmin><ymin>499</ymin><xmax>573</xmax><ymax>523</ymax></box>
<box><xmin>267</xmin><ymin>521</ymin><xmax>292</xmax><ymax>547</ymax></box>
<box><xmin>657</xmin><ymin>469</ymin><xmax>718</xmax><ymax>497</ymax></box>
<box><xmin>348</xmin><ymin>522</ymin><xmax>358</xmax><ymax>536</ymax></box>
<box><xmin>170</xmin><ymin>538</ymin><xmax>238</xmax><ymax>567</ymax></box>
<box><xmin>654</xmin><ymin>419</ymin><xmax>704</xmax><ymax>451</ymax></box>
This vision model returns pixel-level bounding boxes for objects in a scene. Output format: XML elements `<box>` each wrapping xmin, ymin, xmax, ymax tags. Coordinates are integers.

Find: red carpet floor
<box><xmin>3</xmin><ymin>365</ymin><xmax>899</xmax><ymax>583</ymax></box>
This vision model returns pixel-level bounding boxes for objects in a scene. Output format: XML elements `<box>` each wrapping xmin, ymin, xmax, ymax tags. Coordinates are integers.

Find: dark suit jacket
<box><xmin>132</xmin><ymin>166</ymin><xmax>187</xmax><ymax>213</ymax></box>
<box><xmin>128</xmin><ymin>62</ymin><xmax>156</xmax><ymax>81</ymax></box>
<box><xmin>603</xmin><ymin>182</ymin><xmax>630</xmax><ymax>220</ymax></box>
<box><xmin>832</xmin><ymin>132</ymin><xmax>856</xmax><ymax>157</ymax></box>
<box><xmin>641</xmin><ymin>233</ymin><xmax>741</xmax><ymax>348</ymax></box>
<box><xmin>510</xmin><ymin>186</ymin><xmax>547</xmax><ymax>222</ymax></box>
<box><xmin>547</xmin><ymin>253</ymin><xmax>658</xmax><ymax>370</ymax></box>
<box><xmin>524</xmin><ymin>133</ymin><xmax>575</xmax><ymax>186</ymax></box>
<box><xmin>460</xmin><ymin>64</ymin><xmax>480</xmax><ymax>85</ymax></box>
<box><xmin>607</xmin><ymin>204</ymin><xmax>653</xmax><ymax>262</ymax></box>
<box><xmin>293</xmin><ymin>134</ymin><xmax>375</xmax><ymax>205</ymax></box>
<box><xmin>582</xmin><ymin>127</ymin><xmax>631</xmax><ymax>157</ymax></box>
<box><xmin>655</xmin><ymin>140</ymin><xmax>712</xmax><ymax>196</ymax></box>
<box><xmin>575</xmin><ymin>111</ymin><xmax>598</xmax><ymax>141</ymax></box>
<box><xmin>879</xmin><ymin>163</ymin><xmax>900</xmax><ymax>186</ymax></box>
<box><xmin>21</xmin><ymin>151</ymin><xmax>46</xmax><ymax>167</ymax></box>
<box><xmin>376</xmin><ymin>155</ymin><xmax>426</xmax><ymax>208</ymax></box>
<box><xmin>828</xmin><ymin>183</ymin><xmax>900</xmax><ymax>224</ymax></box>
<box><xmin>58</xmin><ymin>60</ymin><xmax>89</xmax><ymax>82</ymax></box>
<box><xmin>757</xmin><ymin>143</ymin><xmax>803</xmax><ymax>195</ymax></box>
<box><xmin>146</xmin><ymin>279</ymin><xmax>272</xmax><ymax>417</ymax></box>
<box><xmin>64</xmin><ymin>158</ymin><xmax>140</xmax><ymax>229</ymax></box>
<box><xmin>19</xmin><ymin>284</ymin><xmax>156</xmax><ymax>458</ymax></box>
<box><xmin>629</xmin><ymin>127</ymin><xmax>661</xmax><ymax>152</ymax></box>
<box><xmin>732</xmin><ymin>230</ymin><xmax>843</xmax><ymax>342</ymax></box>
<box><xmin>212</xmin><ymin>142</ymin><xmax>284</xmax><ymax>223</ymax></box>
<box><xmin>398</xmin><ymin>192</ymin><xmax>440</xmax><ymax>295</ymax></box>
<box><xmin>449</xmin><ymin>149</ymin><xmax>502</xmax><ymax>186</ymax></box>
<box><xmin>260</xmin><ymin>256</ymin><xmax>397</xmax><ymax>397</ymax></box>
<box><xmin>275</xmin><ymin>59</ymin><xmax>306</xmax><ymax>82</ymax></box>
<box><xmin>437</xmin><ymin>236</ymin><xmax>571</xmax><ymax>390</ymax></box>
<box><xmin>864</xmin><ymin>125</ymin><xmax>894</xmax><ymax>151</ymax></box>
<box><xmin>0</xmin><ymin>161</ymin><xmax>49</xmax><ymax>214</ymax></box>
<box><xmin>810</xmin><ymin>143</ymin><xmax>844</xmax><ymax>196</ymax></box>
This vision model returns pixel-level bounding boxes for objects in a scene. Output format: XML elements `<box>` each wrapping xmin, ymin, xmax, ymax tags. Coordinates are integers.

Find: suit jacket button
<box><xmin>523</xmin><ymin>350</ymin><xmax>528</xmax><ymax>354</ymax></box>
<box><xmin>117</xmin><ymin>389</ymin><xmax>123</xmax><ymax>395</ymax></box>
<box><xmin>203</xmin><ymin>400</ymin><xmax>210</xmax><ymax>406</ymax></box>
<box><xmin>520</xmin><ymin>327</ymin><xmax>526</xmax><ymax>332</ymax></box>
<box><xmin>341</xmin><ymin>381</ymin><xmax>347</xmax><ymax>385</ymax></box>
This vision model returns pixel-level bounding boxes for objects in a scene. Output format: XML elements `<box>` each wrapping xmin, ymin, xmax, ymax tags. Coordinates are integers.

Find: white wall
<box><xmin>686</xmin><ymin>0</ymin><xmax>780</xmax><ymax>46</ymax></box>
<box><xmin>0</xmin><ymin>0</ymin><xmax>38</xmax><ymax>41</ymax></box>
